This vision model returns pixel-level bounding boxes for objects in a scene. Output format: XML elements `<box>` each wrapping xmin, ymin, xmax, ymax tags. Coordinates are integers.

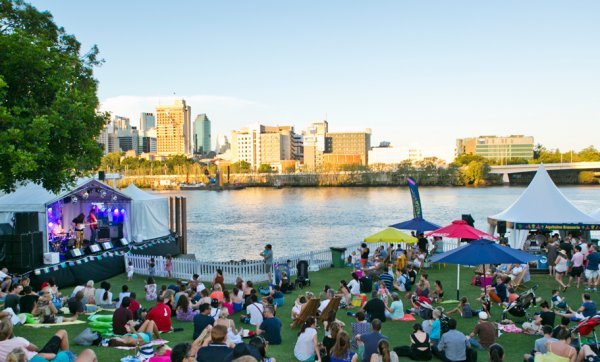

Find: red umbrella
<box><xmin>425</xmin><ymin>219</ymin><xmax>497</xmax><ymax>299</ymax></box>
<box><xmin>425</xmin><ymin>219</ymin><xmax>497</xmax><ymax>240</ymax></box>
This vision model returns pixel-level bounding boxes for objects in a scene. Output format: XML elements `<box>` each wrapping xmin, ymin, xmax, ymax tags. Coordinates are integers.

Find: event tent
<box><xmin>591</xmin><ymin>208</ymin><xmax>600</xmax><ymax>221</ymax></box>
<box><xmin>121</xmin><ymin>184</ymin><xmax>170</xmax><ymax>242</ymax></box>
<box><xmin>488</xmin><ymin>164</ymin><xmax>600</xmax><ymax>248</ymax></box>
<box><xmin>0</xmin><ymin>178</ymin><xmax>133</xmax><ymax>251</ymax></box>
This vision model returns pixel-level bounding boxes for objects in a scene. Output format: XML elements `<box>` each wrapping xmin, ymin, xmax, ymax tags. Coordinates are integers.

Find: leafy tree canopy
<box><xmin>0</xmin><ymin>0</ymin><xmax>107</xmax><ymax>192</ymax></box>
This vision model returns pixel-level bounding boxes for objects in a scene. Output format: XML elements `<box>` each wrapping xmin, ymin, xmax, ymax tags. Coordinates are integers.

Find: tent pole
<box><xmin>457</xmin><ymin>264</ymin><xmax>460</xmax><ymax>300</ymax></box>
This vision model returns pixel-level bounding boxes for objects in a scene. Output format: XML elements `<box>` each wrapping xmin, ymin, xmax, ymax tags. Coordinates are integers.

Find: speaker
<box><xmin>7</xmin><ymin>232</ymin><xmax>43</xmax><ymax>270</ymax></box>
<box><xmin>88</xmin><ymin>244</ymin><xmax>101</xmax><ymax>253</ymax></box>
<box><xmin>68</xmin><ymin>248</ymin><xmax>84</xmax><ymax>258</ymax></box>
<box><xmin>101</xmin><ymin>241</ymin><xmax>114</xmax><ymax>250</ymax></box>
<box><xmin>98</xmin><ymin>226</ymin><xmax>110</xmax><ymax>239</ymax></box>
<box><xmin>15</xmin><ymin>213</ymin><xmax>38</xmax><ymax>234</ymax></box>
<box><xmin>497</xmin><ymin>221</ymin><xmax>507</xmax><ymax>235</ymax></box>
<box><xmin>0</xmin><ymin>223</ymin><xmax>14</xmax><ymax>236</ymax></box>
<box><xmin>98</xmin><ymin>171</ymin><xmax>106</xmax><ymax>180</ymax></box>
<box><xmin>116</xmin><ymin>238</ymin><xmax>129</xmax><ymax>247</ymax></box>
<box><xmin>461</xmin><ymin>214</ymin><xmax>475</xmax><ymax>227</ymax></box>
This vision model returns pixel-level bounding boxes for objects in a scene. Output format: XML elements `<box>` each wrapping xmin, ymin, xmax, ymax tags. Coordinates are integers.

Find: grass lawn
<box><xmin>15</xmin><ymin>264</ymin><xmax>587</xmax><ymax>361</ymax></box>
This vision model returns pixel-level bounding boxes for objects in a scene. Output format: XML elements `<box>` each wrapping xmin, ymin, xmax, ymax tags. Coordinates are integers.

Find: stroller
<box><xmin>502</xmin><ymin>285</ymin><xmax>538</xmax><ymax>321</ymax></box>
<box><xmin>295</xmin><ymin>260</ymin><xmax>311</xmax><ymax>288</ymax></box>
<box><xmin>571</xmin><ymin>315</ymin><xmax>600</xmax><ymax>353</ymax></box>
<box><xmin>411</xmin><ymin>294</ymin><xmax>450</xmax><ymax>333</ymax></box>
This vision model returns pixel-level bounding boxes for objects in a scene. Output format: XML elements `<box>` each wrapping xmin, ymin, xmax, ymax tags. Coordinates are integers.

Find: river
<box><xmin>152</xmin><ymin>186</ymin><xmax>600</xmax><ymax>261</ymax></box>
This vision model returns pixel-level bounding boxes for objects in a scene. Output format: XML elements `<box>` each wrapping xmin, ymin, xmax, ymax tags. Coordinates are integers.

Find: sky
<box><xmin>29</xmin><ymin>1</ymin><xmax>600</xmax><ymax>161</ymax></box>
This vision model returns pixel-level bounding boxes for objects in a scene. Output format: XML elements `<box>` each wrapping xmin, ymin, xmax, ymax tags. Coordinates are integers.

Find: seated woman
<box><xmin>445</xmin><ymin>297</ymin><xmax>474</xmax><ymax>318</ymax></box>
<box><xmin>280</xmin><ymin>271</ymin><xmax>291</xmax><ymax>293</ymax></box>
<box><xmin>337</xmin><ymin>280</ymin><xmax>352</xmax><ymax>308</ymax></box>
<box><xmin>431</xmin><ymin>281</ymin><xmax>444</xmax><ymax>303</ymax></box>
<box><xmin>214</xmin><ymin>308</ymin><xmax>243</xmax><ymax>345</ymax></box>
<box><xmin>291</xmin><ymin>296</ymin><xmax>307</xmax><ymax>323</ymax></box>
<box><xmin>33</xmin><ymin>288</ymin><xmax>79</xmax><ymax>324</ymax></box>
<box><xmin>231</xmin><ymin>287</ymin><xmax>244</xmax><ymax>313</ymax></box>
<box><xmin>175</xmin><ymin>294</ymin><xmax>198</xmax><ymax>321</ymax></box>
<box><xmin>0</xmin><ymin>320</ymin><xmax>74</xmax><ymax>362</ymax></box>
<box><xmin>108</xmin><ymin>320</ymin><xmax>160</xmax><ymax>347</ymax></box>
<box><xmin>210</xmin><ymin>284</ymin><xmax>225</xmax><ymax>302</ymax></box>
<box><xmin>222</xmin><ymin>290</ymin><xmax>234</xmax><ymax>316</ymax></box>
<box><xmin>534</xmin><ymin>326</ymin><xmax>576</xmax><ymax>362</ymax></box>
<box><xmin>394</xmin><ymin>323</ymin><xmax>432</xmax><ymax>361</ymax></box>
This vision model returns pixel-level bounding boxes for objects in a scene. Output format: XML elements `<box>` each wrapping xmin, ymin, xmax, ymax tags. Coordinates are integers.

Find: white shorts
<box><xmin>585</xmin><ymin>269</ymin><xmax>599</xmax><ymax>280</ymax></box>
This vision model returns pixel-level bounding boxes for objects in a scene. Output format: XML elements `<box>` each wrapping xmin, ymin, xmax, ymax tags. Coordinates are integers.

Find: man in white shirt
<box><xmin>319</xmin><ymin>289</ymin><xmax>335</xmax><ymax>314</ymax></box>
<box><xmin>246</xmin><ymin>294</ymin><xmax>264</xmax><ymax>331</ymax></box>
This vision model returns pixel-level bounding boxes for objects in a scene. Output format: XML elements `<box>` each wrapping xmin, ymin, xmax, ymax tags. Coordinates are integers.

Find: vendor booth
<box><xmin>488</xmin><ymin>164</ymin><xmax>600</xmax><ymax>249</ymax></box>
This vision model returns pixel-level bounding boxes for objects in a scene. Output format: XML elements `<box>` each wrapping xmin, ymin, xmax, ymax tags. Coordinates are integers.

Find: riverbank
<box><xmin>15</xmin><ymin>264</ymin><xmax>569</xmax><ymax>361</ymax></box>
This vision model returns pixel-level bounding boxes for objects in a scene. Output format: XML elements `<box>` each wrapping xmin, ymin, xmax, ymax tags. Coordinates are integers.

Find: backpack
<box><xmin>403</xmin><ymin>274</ymin><xmax>412</xmax><ymax>291</ymax></box>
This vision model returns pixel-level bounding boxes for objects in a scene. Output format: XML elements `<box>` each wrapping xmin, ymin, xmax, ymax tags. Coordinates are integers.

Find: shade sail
<box><xmin>389</xmin><ymin>217</ymin><xmax>441</xmax><ymax>233</ymax></box>
<box><xmin>489</xmin><ymin>164</ymin><xmax>600</xmax><ymax>228</ymax></box>
<box><xmin>364</xmin><ymin>228</ymin><xmax>417</xmax><ymax>243</ymax></box>
<box><xmin>425</xmin><ymin>220</ymin><xmax>496</xmax><ymax>240</ymax></box>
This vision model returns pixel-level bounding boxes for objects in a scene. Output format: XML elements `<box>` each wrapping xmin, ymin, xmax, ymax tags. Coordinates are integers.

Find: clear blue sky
<box><xmin>30</xmin><ymin>0</ymin><xmax>600</xmax><ymax>160</ymax></box>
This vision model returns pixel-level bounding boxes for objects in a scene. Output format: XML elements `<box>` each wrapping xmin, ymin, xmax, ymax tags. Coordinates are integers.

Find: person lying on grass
<box><xmin>108</xmin><ymin>320</ymin><xmax>161</xmax><ymax>347</ymax></box>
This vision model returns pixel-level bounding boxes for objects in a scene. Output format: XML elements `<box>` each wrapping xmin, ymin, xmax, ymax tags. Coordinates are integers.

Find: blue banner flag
<box><xmin>406</xmin><ymin>177</ymin><xmax>423</xmax><ymax>219</ymax></box>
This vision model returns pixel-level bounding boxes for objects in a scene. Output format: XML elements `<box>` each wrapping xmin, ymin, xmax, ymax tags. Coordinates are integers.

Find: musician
<box><xmin>88</xmin><ymin>207</ymin><xmax>98</xmax><ymax>244</ymax></box>
<box><xmin>51</xmin><ymin>220</ymin><xmax>65</xmax><ymax>237</ymax></box>
<box><xmin>72</xmin><ymin>213</ymin><xmax>85</xmax><ymax>248</ymax></box>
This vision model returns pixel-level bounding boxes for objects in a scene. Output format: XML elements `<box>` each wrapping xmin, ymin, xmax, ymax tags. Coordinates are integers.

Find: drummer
<box><xmin>51</xmin><ymin>220</ymin><xmax>65</xmax><ymax>237</ymax></box>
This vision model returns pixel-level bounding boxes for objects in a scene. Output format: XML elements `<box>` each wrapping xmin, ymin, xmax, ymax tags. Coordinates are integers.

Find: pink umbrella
<box><xmin>425</xmin><ymin>219</ymin><xmax>497</xmax><ymax>299</ymax></box>
<box><xmin>425</xmin><ymin>219</ymin><xmax>497</xmax><ymax>240</ymax></box>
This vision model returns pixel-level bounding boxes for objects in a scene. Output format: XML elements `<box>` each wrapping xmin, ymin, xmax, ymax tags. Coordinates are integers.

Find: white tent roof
<box><xmin>591</xmin><ymin>208</ymin><xmax>600</xmax><ymax>220</ymax></box>
<box><xmin>489</xmin><ymin>164</ymin><xmax>600</xmax><ymax>225</ymax></box>
<box><xmin>121</xmin><ymin>184</ymin><xmax>170</xmax><ymax>242</ymax></box>
<box><xmin>0</xmin><ymin>178</ymin><xmax>99</xmax><ymax>213</ymax></box>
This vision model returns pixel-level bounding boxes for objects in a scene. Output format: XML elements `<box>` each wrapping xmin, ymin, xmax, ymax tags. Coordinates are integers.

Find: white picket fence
<box><xmin>125</xmin><ymin>239</ymin><xmax>459</xmax><ymax>284</ymax></box>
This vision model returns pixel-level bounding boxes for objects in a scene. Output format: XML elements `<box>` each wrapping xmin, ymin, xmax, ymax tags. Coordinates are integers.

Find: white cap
<box><xmin>479</xmin><ymin>311</ymin><xmax>488</xmax><ymax>320</ymax></box>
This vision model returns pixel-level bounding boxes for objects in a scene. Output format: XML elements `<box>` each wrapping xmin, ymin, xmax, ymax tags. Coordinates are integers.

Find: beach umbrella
<box><xmin>364</xmin><ymin>228</ymin><xmax>418</xmax><ymax>244</ymax></box>
<box><xmin>430</xmin><ymin>239</ymin><xmax>538</xmax><ymax>299</ymax></box>
<box><xmin>389</xmin><ymin>217</ymin><xmax>441</xmax><ymax>233</ymax></box>
<box><xmin>424</xmin><ymin>220</ymin><xmax>497</xmax><ymax>299</ymax></box>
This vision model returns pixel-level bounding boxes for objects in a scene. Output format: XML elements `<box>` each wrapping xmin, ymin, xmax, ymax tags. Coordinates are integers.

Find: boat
<box><xmin>179</xmin><ymin>183</ymin><xmax>246</xmax><ymax>191</ymax></box>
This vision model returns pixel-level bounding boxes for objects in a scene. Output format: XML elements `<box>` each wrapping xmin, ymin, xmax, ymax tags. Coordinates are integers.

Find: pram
<box><xmin>411</xmin><ymin>294</ymin><xmax>450</xmax><ymax>333</ymax></box>
<box><xmin>295</xmin><ymin>260</ymin><xmax>311</xmax><ymax>288</ymax></box>
<box><xmin>571</xmin><ymin>315</ymin><xmax>600</xmax><ymax>353</ymax></box>
<box><xmin>502</xmin><ymin>285</ymin><xmax>538</xmax><ymax>321</ymax></box>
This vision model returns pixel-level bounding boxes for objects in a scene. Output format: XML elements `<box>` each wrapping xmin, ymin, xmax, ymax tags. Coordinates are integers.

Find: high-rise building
<box><xmin>97</xmin><ymin>115</ymin><xmax>134</xmax><ymax>154</ymax></box>
<box><xmin>455</xmin><ymin>135</ymin><xmax>534</xmax><ymax>161</ymax></box>
<box><xmin>325</xmin><ymin>129</ymin><xmax>371</xmax><ymax>166</ymax></box>
<box><xmin>216</xmin><ymin>134</ymin><xmax>231</xmax><ymax>154</ymax></box>
<box><xmin>156</xmin><ymin>99</ymin><xmax>192</xmax><ymax>156</ymax></box>
<box><xmin>302</xmin><ymin>121</ymin><xmax>328</xmax><ymax>171</ymax></box>
<box><xmin>231</xmin><ymin>124</ymin><xmax>300</xmax><ymax>170</ymax></box>
<box><xmin>139</xmin><ymin>112</ymin><xmax>155</xmax><ymax>133</ymax></box>
<box><xmin>302</xmin><ymin>122</ymin><xmax>371</xmax><ymax>170</ymax></box>
<box><xmin>193</xmin><ymin>114</ymin><xmax>211</xmax><ymax>155</ymax></box>
<box><xmin>141</xmin><ymin>128</ymin><xmax>157</xmax><ymax>153</ymax></box>
<box><xmin>118</xmin><ymin>126</ymin><xmax>140</xmax><ymax>154</ymax></box>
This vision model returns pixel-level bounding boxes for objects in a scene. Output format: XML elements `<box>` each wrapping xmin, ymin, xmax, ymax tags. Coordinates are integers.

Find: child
<box><xmin>127</xmin><ymin>261</ymin><xmax>134</xmax><ymax>281</ymax></box>
<box><xmin>165</xmin><ymin>254</ymin><xmax>173</xmax><ymax>278</ymax></box>
<box><xmin>551</xmin><ymin>289</ymin><xmax>568</xmax><ymax>310</ymax></box>
<box><xmin>446</xmin><ymin>297</ymin><xmax>474</xmax><ymax>318</ymax></box>
<box><xmin>377</xmin><ymin>282</ymin><xmax>391</xmax><ymax>305</ymax></box>
<box><xmin>148</xmin><ymin>257</ymin><xmax>156</xmax><ymax>278</ymax></box>
<box><xmin>145</xmin><ymin>277</ymin><xmax>157</xmax><ymax>301</ymax></box>
<box><xmin>430</xmin><ymin>309</ymin><xmax>441</xmax><ymax>346</ymax></box>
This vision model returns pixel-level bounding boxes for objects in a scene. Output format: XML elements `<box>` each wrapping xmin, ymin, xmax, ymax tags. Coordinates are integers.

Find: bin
<box><xmin>330</xmin><ymin>247</ymin><xmax>347</xmax><ymax>268</ymax></box>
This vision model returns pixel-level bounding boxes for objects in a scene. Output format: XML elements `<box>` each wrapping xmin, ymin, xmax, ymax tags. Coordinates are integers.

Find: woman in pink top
<box><xmin>568</xmin><ymin>245</ymin><xmax>585</xmax><ymax>289</ymax></box>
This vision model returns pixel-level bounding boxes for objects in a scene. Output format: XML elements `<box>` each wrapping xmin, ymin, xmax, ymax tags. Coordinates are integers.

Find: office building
<box><xmin>456</xmin><ymin>135</ymin><xmax>534</xmax><ymax>161</ymax></box>
<box><xmin>139</xmin><ymin>112</ymin><xmax>155</xmax><ymax>133</ymax></box>
<box><xmin>230</xmin><ymin>124</ymin><xmax>300</xmax><ymax>170</ymax></box>
<box><xmin>302</xmin><ymin>122</ymin><xmax>371</xmax><ymax>170</ymax></box>
<box><xmin>193</xmin><ymin>114</ymin><xmax>211</xmax><ymax>155</ymax></box>
<box><xmin>302</xmin><ymin>121</ymin><xmax>328</xmax><ymax>171</ymax></box>
<box><xmin>216</xmin><ymin>134</ymin><xmax>231</xmax><ymax>154</ymax></box>
<box><xmin>156</xmin><ymin>99</ymin><xmax>192</xmax><ymax>156</ymax></box>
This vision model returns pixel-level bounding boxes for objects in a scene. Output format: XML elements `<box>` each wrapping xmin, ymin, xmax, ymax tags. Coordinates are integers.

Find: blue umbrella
<box><xmin>389</xmin><ymin>217</ymin><xmax>441</xmax><ymax>233</ymax></box>
<box><xmin>430</xmin><ymin>239</ymin><xmax>538</xmax><ymax>299</ymax></box>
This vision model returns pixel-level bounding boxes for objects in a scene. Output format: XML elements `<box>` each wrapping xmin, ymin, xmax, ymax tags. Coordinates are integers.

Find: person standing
<box><xmin>261</xmin><ymin>244</ymin><xmax>274</xmax><ymax>282</ymax></box>
<box><xmin>585</xmin><ymin>245</ymin><xmax>600</xmax><ymax>292</ymax></box>
<box><xmin>87</xmin><ymin>207</ymin><xmax>98</xmax><ymax>244</ymax></box>
<box><xmin>568</xmin><ymin>245</ymin><xmax>584</xmax><ymax>289</ymax></box>
<box><xmin>72</xmin><ymin>212</ymin><xmax>85</xmax><ymax>249</ymax></box>
<box><xmin>546</xmin><ymin>239</ymin><xmax>558</xmax><ymax>276</ymax></box>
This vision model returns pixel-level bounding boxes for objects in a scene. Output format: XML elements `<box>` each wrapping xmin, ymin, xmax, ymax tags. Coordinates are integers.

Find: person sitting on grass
<box><xmin>446</xmin><ymin>297</ymin><xmax>474</xmax><ymax>318</ymax></box>
<box><xmin>6</xmin><ymin>347</ymin><xmax>98</xmax><ymax>362</ymax></box>
<box><xmin>431</xmin><ymin>280</ymin><xmax>444</xmax><ymax>303</ymax></box>
<box><xmin>0</xmin><ymin>319</ymin><xmax>73</xmax><ymax>361</ymax></box>
<box><xmin>66</xmin><ymin>290</ymin><xmax>85</xmax><ymax>316</ymax></box>
<box><xmin>533</xmin><ymin>326</ymin><xmax>576</xmax><ymax>362</ymax></box>
<box><xmin>196</xmin><ymin>324</ymin><xmax>234</xmax><ymax>362</ymax></box>
<box><xmin>108</xmin><ymin>320</ymin><xmax>161</xmax><ymax>347</ymax></box>
<box><xmin>33</xmin><ymin>288</ymin><xmax>79</xmax><ymax>324</ymax></box>
<box><xmin>176</xmin><ymin>294</ymin><xmax>198</xmax><ymax>322</ymax></box>
<box><xmin>113</xmin><ymin>297</ymin><xmax>134</xmax><ymax>335</ymax></box>
<box><xmin>559</xmin><ymin>293</ymin><xmax>597</xmax><ymax>321</ymax></box>
<box><xmin>385</xmin><ymin>293</ymin><xmax>404</xmax><ymax>321</ymax></box>
<box><xmin>523</xmin><ymin>325</ymin><xmax>557</xmax><ymax>362</ymax></box>
<box><xmin>146</xmin><ymin>295</ymin><xmax>172</xmax><ymax>333</ymax></box>
<box><xmin>215</xmin><ymin>308</ymin><xmax>243</xmax><ymax>345</ymax></box>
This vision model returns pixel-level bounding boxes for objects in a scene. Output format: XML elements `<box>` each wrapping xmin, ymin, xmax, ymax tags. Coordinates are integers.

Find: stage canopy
<box><xmin>0</xmin><ymin>178</ymin><xmax>133</xmax><ymax>250</ymax></box>
<box><xmin>121</xmin><ymin>184</ymin><xmax>170</xmax><ymax>242</ymax></box>
<box><xmin>591</xmin><ymin>208</ymin><xmax>600</xmax><ymax>221</ymax></box>
<box><xmin>488</xmin><ymin>164</ymin><xmax>600</xmax><ymax>248</ymax></box>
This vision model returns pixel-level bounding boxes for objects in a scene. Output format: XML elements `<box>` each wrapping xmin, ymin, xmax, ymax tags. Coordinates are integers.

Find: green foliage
<box><xmin>230</xmin><ymin>161</ymin><xmax>252</xmax><ymax>173</ymax></box>
<box><xmin>450</xmin><ymin>154</ymin><xmax>487</xmax><ymax>167</ymax></box>
<box><xmin>0</xmin><ymin>0</ymin><xmax>107</xmax><ymax>192</ymax></box>
<box><xmin>338</xmin><ymin>164</ymin><xmax>369</xmax><ymax>172</ymax></box>
<box><xmin>257</xmin><ymin>163</ymin><xmax>274</xmax><ymax>173</ymax></box>
<box><xmin>461</xmin><ymin>160</ymin><xmax>491</xmax><ymax>186</ymax></box>
<box><xmin>578</xmin><ymin>146</ymin><xmax>600</xmax><ymax>162</ymax></box>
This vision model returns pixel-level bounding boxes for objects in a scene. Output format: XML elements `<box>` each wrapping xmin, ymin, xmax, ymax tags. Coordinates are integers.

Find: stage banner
<box><xmin>515</xmin><ymin>223</ymin><xmax>600</xmax><ymax>231</ymax></box>
<box><xmin>406</xmin><ymin>177</ymin><xmax>423</xmax><ymax>219</ymax></box>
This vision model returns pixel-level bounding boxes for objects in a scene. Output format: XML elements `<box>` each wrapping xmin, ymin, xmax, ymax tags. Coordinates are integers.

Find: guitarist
<box><xmin>87</xmin><ymin>207</ymin><xmax>98</xmax><ymax>244</ymax></box>
<box><xmin>72</xmin><ymin>212</ymin><xmax>86</xmax><ymax>248</ymax></box>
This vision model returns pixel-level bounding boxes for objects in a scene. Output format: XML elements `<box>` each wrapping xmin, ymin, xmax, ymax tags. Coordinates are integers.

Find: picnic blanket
<box><xmin>23</xmin><ymin>320</ymin><xmax>86</xmax><ymax>328</ymax></box>
<box><xmin>110</xmin><ymin>339</ymin><xmax>169</xmax><ymax>350</ymax></box>
<box><xmin>395</xmin><ymin>314</ymin><xmax>416</xmax><ymax>321</ymax></box>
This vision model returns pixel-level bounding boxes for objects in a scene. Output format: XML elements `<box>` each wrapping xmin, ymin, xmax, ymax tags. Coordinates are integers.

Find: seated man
<box><xmin>561</xmin><ymin>293</ymin><xmax>596</xmax><ymax>321</ymax></box>
<box><xmin>196</xmin><ymin>325</ymin><xmax>233</xmax><ymax>362</ymax></box>
<box><xmin>318</xmin><ymin>289</ymin><xmax>335</xmax><ymax>315</ymax></box>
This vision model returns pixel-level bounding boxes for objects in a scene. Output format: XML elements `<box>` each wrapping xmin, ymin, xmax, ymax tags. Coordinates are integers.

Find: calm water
<box><xmin>153</xmin><ymin>186</ymin><xmax>600</xmax><ymax>261</ymax></box>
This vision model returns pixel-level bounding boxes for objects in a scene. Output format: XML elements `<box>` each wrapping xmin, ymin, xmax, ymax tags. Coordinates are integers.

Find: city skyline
<box><xmin>29</xmin><ymin>1</ymin><xmax>600</xmax><ymax>161</ymax></box>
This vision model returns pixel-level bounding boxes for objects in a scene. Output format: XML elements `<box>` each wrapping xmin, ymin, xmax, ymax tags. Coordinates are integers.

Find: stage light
<box><xmin>72</xmin><ymin>196</ymin><xmax>78</xmax><ymax>203</ymax></box>
<box><xmin>101</xmin><ymin>191</ymin><xmax>107</xmax><ymax>198</ymax></box>
<box><xmin>101</xmin><ymin>207</ymin><xmax>106</xmax><ymax>212</ymax></box>
<box><xmin>114</xmin><ymin>209</ymin><xmax>119</xmax><ymax>215</ymax></box>
<box><xmin>107</xmin><ymin>208</ymin><xmax>112</xmax><ymax>213</ymax></box>
<box><xmin>82</xmin><ymin>192</ymin><xmax>89</xmax><ymax>199</ymax></box>
<box><xmin>120</xmin><ymin>209</ymin><xmax>125</xmax><ymax>213</ymax></box>
<box><xmin>48</xmin><ymin>222</ymin><xmax>54</xmax><ymax>228</ymax></box>
<box><xmin>112</xmin><ymin>195</ymin><xmax>118</xmax><ymax>201</ymax></box>
<box><xmin>47</xmin><ymin>208</ymin><xmax>52</xmax><ymax>213</ymax></box>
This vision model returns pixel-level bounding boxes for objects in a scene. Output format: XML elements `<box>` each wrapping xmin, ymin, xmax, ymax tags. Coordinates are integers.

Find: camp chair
<box><xmin>291</xmin><ymin>298</ymin><xmax>319</xmax><ymax>328</ymax></box>
<box><xmin>318</xmin><ymin>297</ymin><xmax>341</xmax><ymax>324</ymax></box>
<box><xmin>512</xmin><ymin>266</ymin><xmax>529</xmax><ymax>290</ymax></box>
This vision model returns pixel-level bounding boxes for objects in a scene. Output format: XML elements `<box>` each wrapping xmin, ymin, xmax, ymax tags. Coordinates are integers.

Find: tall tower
<box><xmin>139</xmin><ymin>112</ymin><xmax>155</xmax><ymax>133</ymax></box>
<box><xmin>193</xmin><ymin>114</ymin><xmax>211</xmax><ymax>154</ymax></box>
<box><xmin>155</xmin><ymin>99</ymin><xmax>192</xmax><ymax>155</ymax></box>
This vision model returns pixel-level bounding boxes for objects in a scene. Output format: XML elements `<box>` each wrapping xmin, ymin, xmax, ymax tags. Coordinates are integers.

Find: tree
<box><xmin>257</xmin><ymin>163</ymin><xmax>274</xmax><ymax>173</ymax></box>
<box><xmin>577</xmin><ymin>146</ymin><xmax>600</xmax><ymax>162</ymax></box>
<box><xmin>461</xmin><ymin>160</ymin><xmax>490</xmax><ymax>186</ymax></box>
<box><xmin>0</xmin><ymin>0</ymin><xmax>107</xmax><ymax>192</ymax></box>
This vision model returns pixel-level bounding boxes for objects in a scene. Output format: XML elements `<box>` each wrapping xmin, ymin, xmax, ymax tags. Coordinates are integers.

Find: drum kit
<box><xmin>50</xmin><ymin>231</ymin><xmax>76</xmax><ymax>253</ymax></box>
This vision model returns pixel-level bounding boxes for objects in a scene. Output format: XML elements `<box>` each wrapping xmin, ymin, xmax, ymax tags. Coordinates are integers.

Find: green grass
<box><xmin>15</xmin><ymin>265</ymin><xmax>587</xmax><ymax>361</ymax></box>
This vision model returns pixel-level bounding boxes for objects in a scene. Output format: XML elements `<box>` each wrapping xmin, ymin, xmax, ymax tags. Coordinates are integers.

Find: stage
<box><xmin>29</xmin><ymin>234</ymin><xmax>181</xmax><ymax>289</ymax></box>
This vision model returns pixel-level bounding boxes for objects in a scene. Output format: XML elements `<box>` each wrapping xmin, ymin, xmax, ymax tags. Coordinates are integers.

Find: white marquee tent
<box><xmin>592</xmin><ymin>208</ymin><xmax>600</xmax><ymax>221</ymax></box>
<box><xmin>121</xmin><ymin>184</ymin><xmax>170</xmax><ymax>243</ymax></box>
<box><xmin>488</xmin><ymin>164</ymin><xmax>600</xmax><ymax>248</ymax></box>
